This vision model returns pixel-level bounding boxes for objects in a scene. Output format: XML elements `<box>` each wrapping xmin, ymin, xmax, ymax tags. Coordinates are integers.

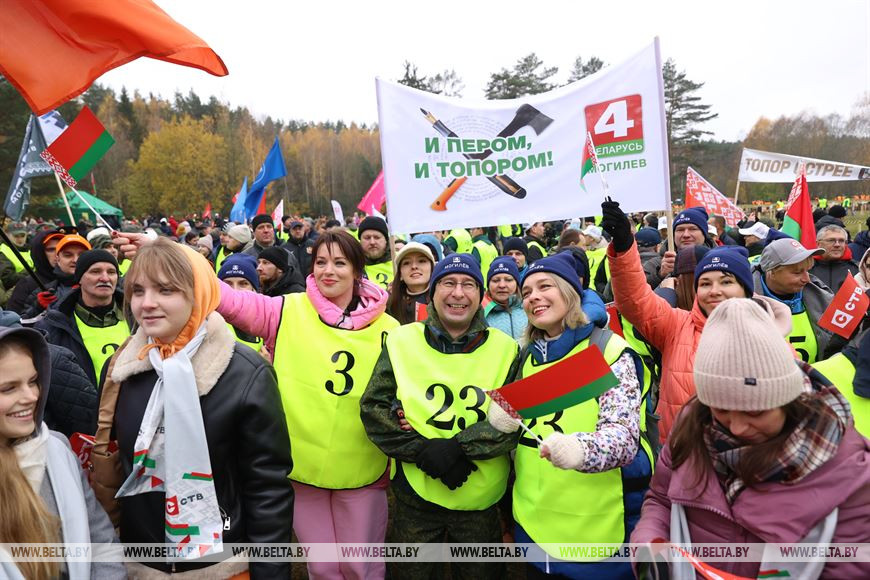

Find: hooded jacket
<box><xmin>95</xmin><ymin>314</ymin><xmax>293</xmax><ymax>578</ymax></box>
<box><xmin>261</xmin><ymin>256</ymin><xmax>306</xmax><ymax>296</ymax></box>
<box><xmin>6</xmin><ymin>229</ymin><xmax>58</xmax><ymax>314</ymax></box>
<box><xmin>484</xmin><ymin>294</ymin><xmax>528</xmax><ymax>340</ymax></box>
<box><xmin>631</xmin><ymin>401</ymin><xmax>870</xmax><ymax>579</ymax></box>
<box><xmin>0</xmin><ymin>327</ymin><xmax>124</xmax><ymax>579</ymax></box>
<box><xmin>610</xmin><ymin>242</ymin><xmax>792</xmax><ymax>442</ymax></box>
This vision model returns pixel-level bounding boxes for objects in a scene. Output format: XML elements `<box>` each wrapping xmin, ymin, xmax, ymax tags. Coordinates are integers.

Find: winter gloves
<box><xmin>600</xmin><ymin>198</ymin><xmax>634</xmax><ymax>253</ymax></box>
<box><xmin>487</xmin><ymin>401</ymin><xmax>520</xmax><ymax>433</ymax></box>
<box><xmin>37</xmin><ymin>289</ymin><xmax>57</xmax><ymax>309</ymax></box>
<box><xmin>541</xmin><ymin>432</ymin><xmax>586</xmax><ymax>470</ymax></box>
<box><xmin>415</xmin><ymin>437</ymin><xmax>477</xmax><ymax>490</ymax></box>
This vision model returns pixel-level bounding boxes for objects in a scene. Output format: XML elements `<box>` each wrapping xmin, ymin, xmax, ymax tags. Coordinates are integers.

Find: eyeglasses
<box><xmin>438</xmin><ymin>280</ymin><xmax>478</xmax><ymax>292</ymax></box>
<box><xmin>819</xmin><ymin>238</ymin><xmax>846</xmax><ymax>245</ymax></box>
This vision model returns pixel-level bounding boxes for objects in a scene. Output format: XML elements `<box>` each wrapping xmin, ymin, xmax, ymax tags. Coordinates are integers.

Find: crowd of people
<box><xmin>0</xmin><ymin>199</ymin><xmax>867</xmax><ymax>579</ymax></box>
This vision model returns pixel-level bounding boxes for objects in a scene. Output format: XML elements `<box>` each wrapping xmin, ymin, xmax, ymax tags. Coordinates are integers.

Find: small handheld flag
<box><xmin>488</xmin><ymin>345</ymin><xmax>618</xmax><ymax>420</ymax></box>
<box><xmin>581</xmin><ymin>132</ymin><xmax>610</xmax><ymax>195</ymax></box>
<box><xmin>39</xmin><ymin>106</ymin><xmax>113</xmax><ymax>188</ymax></box>
<box><xmin>781</xmin><ymin>162</ymin><xmax>817</xmax><ymax>250</ymax></box>
<box><xmin>818</xmin><ymin>272</ymin><xmax>869</xmax><ymax>338</ymax></box>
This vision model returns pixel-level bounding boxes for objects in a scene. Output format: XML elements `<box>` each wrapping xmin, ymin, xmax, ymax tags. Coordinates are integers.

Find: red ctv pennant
<box><xmin>40</xmin><ymin>106</ymin><xmax>113</xmax><ymax>188</ymax></box>
<box><xmin>488</xmin><ymin>345</ymin><xmax>618</xmax><ymax>419</ymax></box>
<box><xmin>685</xmin><ymin>167</ymin><xmax>745</xmax><ymax>228</ymax></box>
<box><xmin>818</xmin><ymin>272</ymin><xmax>869</xmax><ymax>338</ymax></box>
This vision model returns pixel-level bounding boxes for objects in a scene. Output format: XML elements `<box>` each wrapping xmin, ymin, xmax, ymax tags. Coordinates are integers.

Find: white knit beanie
<box><xmin>694</xmin><ymin>299</ymin><xmax>803</xmax><ymax>411</ymax></box>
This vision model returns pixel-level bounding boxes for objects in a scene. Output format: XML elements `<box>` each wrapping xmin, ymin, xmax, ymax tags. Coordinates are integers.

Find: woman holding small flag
<box><xmin>487</xmin><ymin>252</ymin><xmax>653</xmax><ymax>579</ymax></box>
<box><xmin>90</xmin><ymin>238</ymin><xmax>293</xmax><ymax>578</ymax></box>
<box><xmin>632</xmin><ymin>299</ymin><xmax>869</xmax><ymax>579</ymax></box>
<box><xmin>600</xmin><ymin>198</ymin><xmax>791</xmax><ymax>443</ymax></box>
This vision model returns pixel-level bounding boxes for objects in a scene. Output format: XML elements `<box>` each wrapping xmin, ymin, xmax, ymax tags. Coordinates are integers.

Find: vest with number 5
<box><xmin>388</xmin><ymin>323</ymin><xmax>518</xmax><ymax>510</ymax></box>
<box><xmin>272</xmin><ymin>293</ymin><xmax>399</xmax><ymax>488</ymax></box>
<box><xmin>514</xmin><ymin>332</ymin><xmax>636</xmax><ymax>558</ymax></box>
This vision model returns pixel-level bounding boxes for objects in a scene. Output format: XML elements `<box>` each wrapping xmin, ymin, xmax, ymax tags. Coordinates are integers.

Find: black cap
<box><xmin>74</xmin><ymin>249</ymin><xmax>119</xmax><ymax>282</ymax></box>
<box><xmin>358</xmin><ymin>216</ymin><xmax>388</xmax><ymax>238</ymax></box>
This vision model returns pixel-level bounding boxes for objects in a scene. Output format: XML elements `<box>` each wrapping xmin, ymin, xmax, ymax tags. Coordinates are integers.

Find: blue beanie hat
<box><xmin>694</xmin><ymin>246</ymin><xmax>753</xmax><ymax>296</ymax></box>
<box><xmin>635</xmin><ymin>227</ymin><xmax>662</xmax><ymax>248</ymax></box>
<box><xmin>521</xmin><ymin>252</ymin><xmax>587</xmax><ymax>297</ymax></box>
<box><xmin>502</xmin><ymin>237</ymin><xmax>529</xmax><ymax>259</ymax></box>
<box><xmin>429</xmin><ymin>253</ymin><xmax>484</xmax><ymax>299</ymax></box>
<box><xmin>218</xmin><ymin>254</ymin><xmax>260</xmax><ymax>291</ymax></box>
<box><xmin>487</xmin><ymin>256</ymin><xmax>520</xmax><ymax>287</ymax></box>
<box><xmin>673</xmin><ymin>206</ymin><xmax>709</xmax><ymax>236</ymax></box>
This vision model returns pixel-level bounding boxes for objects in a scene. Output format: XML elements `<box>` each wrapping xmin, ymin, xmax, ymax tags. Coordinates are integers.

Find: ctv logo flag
<box><xmin>376</xmin><ymin>39</ymin><xmax>671</xmax><ymax>233</ymax></box>
<box><xmin>818</xmin><ymin>272</ymin><xmax>869</xmax><ymax>338</ymax></box>
<box><xmin>685</xmin><ymin>167</ymin><xmax>745</xmax><ymax>228</ymax></box>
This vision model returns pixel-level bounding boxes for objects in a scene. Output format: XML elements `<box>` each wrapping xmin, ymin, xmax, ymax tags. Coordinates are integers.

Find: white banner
<box><xmin>331</xmin><ymin>199</ymin><xmax>345</xmax><ymax>224</ymax></box>
<box><xmin>376</xmin><ymin>39</ymin><xmax>671</xmax><ymax>233</ymax></box>
<box><xmin>738</xmin><ymin>148</ymin><xmax>870</xmax><ymax>183</ymax></box>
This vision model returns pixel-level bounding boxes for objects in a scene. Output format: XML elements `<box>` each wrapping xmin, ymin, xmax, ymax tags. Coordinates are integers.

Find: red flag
<box><xmin>203</xmin><ymin>202</ymin><xmax>211</xmax><ymax>219</ymax></box>
<box><xmin>358</xmin><ymin>171</ymin><xmax>386</xmax><ymax>215</ymax></box>
<box><xmin>685</xmin><ymin>167</ymin><xmax>745</xmax><ymax>228</ymax></box>
<box><xmin>605</xmin><ymin>303</ymin><xmax>625</xmax><ymax>338</ymax></box>
<box><xmin>818</xmin><ymin>272</ymin><xmax>869</xmax><ymax>338</ymax></box>
<box><xmin>781</xmin><ymin>163</ymin><xmax>817</xmax><ymax>250</ymax></box>
<box><xmin>415</xmin><ymin>302</ymin><xmax>428</xmax><ymax>322</ymax></box>
<box><xmin>0</xmin><ymin>0</ymin><xmax>227</xmax><ymax>114</ymax></box>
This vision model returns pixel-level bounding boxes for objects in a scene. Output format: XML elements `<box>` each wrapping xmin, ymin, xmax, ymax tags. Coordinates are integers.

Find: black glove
<box><xmin>415</xmin><ymin>437</ymin><xmax>464</xmax><ymax>479</ymax></box>
<box><xmin>438</xmin><ymin>456</ymin><xmax>478</xmax><ymax>490</ymax></box>
<box><xmin>600</xmin><ymin>197</ymin><xmax>634</xmax><ymax>253</ymax></box>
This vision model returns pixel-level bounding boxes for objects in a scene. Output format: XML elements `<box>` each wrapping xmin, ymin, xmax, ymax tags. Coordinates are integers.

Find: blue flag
<box><xmin>244</xmin><ymin>137</ymin><xmax>286</xmax><ymax>219</ymax></box>
<box><xmin>229</xmin><ymin>177</ymin><xmax>248</xmax><ymax>223</ymax></box>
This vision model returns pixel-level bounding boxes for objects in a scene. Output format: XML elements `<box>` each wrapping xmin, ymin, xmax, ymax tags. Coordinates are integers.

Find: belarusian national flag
<box><xmin>781</xmin><ymin>163</ymin><xmax>817</xmax><ymax>250</ymax></box>
<box><xmin>40</xmin><ymin>106</ymin><xmax>113</xmax><ymax>188</ymax></box>
<box><xmin>580</xmin><ymin>132</ymin><xmax>598</xmax><ymax>192</ymax></box>
<box><xmin>488</xmin><ymin>345</ymin><xmax>618</xmax><ymax>419</ymax></box>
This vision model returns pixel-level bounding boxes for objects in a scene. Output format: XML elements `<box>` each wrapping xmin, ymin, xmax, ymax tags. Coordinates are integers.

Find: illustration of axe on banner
<box><xmin>422</xmin><ymin>104</ymin><xmax>554</xmax><ymax>211</ymax></box>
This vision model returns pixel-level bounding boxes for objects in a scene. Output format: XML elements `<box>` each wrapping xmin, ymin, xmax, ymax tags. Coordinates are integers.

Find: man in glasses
<box><xmin>812</xmin><ymin>225</ymin><xmax>858</xmax><ymax>293</ymax></box>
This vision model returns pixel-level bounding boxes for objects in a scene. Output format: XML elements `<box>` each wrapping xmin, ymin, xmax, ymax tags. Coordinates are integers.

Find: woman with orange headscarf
<box><xmin>90</xmin><ymin>238</ymin><xmax>292</xmax><ymax>579</ymax></box>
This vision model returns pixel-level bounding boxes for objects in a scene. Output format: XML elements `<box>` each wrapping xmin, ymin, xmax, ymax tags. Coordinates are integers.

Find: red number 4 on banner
<box><xmin>585</xmin><ymin>95</ymin><xmax>644</xmax><ymax>151</ymax></box>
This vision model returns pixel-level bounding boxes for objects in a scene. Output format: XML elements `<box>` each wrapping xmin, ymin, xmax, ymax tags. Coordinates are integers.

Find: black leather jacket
<box><xmin>114</xmin><ymin>344</ymin><xmax>293</xmax><ymax>578</ymax></box>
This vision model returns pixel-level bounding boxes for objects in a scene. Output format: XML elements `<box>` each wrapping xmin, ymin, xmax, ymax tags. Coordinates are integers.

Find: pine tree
<box><xmin>484</xmin><ymin>53</ymin><xmax>558</xmax><ymax>99</ymax></box>
<box><xmin>567</xmin><ymin>56</ymin><xmax>605</xmax><ymax>83</ymax></box>
<box><xmin>397</xmin><ymin>62</ymin><xmax>464</xmax><ymax>96</ymax></box>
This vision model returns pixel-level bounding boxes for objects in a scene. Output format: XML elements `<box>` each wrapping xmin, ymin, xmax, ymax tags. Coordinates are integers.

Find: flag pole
<box><xmin>516</xmin><ymin>419</ymin><xmax>543</xmax><ymax>445</ymax></box>
<box><xmin>53</xmin><ymin>172</ymin><xmax>76</xmax><ymax>226</ymax></box>
<box><xmin>0</xmin><ymin>222</ymin><xmax>47</xmax><ymax>291</ymax></box>
<box><xmin>733</xmin><ymin>179</ymin><xmax>741</xmax><ymax>205</ymax></box>
<box><xmin>70</xmin><ymin>188</ymin><xmax>115</xmax><ymax>232</ymax></box>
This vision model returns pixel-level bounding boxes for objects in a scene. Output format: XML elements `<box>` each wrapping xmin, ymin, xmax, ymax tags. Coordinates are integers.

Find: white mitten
<box><xmin>541</xmin><ymin>432</ymin><xmax>586</xmax><ymax>470</ymax></box>
<box><xmin>487</xmin><ymin>401</ymin><xmax>520</xmax><ymax>433</ymax></box>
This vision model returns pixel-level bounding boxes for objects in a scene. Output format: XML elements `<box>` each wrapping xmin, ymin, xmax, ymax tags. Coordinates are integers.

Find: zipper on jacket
<box><xmin>677</xmin><ymin>498</ymin><xmax>734</xmax><ymax>522</ymax></box>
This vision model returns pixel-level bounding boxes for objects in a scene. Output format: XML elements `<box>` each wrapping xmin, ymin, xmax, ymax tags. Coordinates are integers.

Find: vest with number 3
<box><xmin>364</xmin><ymin>261</ymin><xmax>394</xmax><ymax>290</ymax></box>
<box><xmin>273</xmin><ymin>293</ymin><xmax>399</xmax><ymax>488</ymax></box>
<box><xmin>514</xmin><ymin>331</ymin><xmax>633</xmax><ymax>558</ymax></box>
<box><xmin>388</xmin><ymin>323</ymin><xmax>517</xmax><ymax>510</ymax></box>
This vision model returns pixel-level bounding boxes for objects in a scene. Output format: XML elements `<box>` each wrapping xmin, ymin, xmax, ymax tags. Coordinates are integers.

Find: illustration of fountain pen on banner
<box><xmin>420</xmin><ymin>109</ymin><xmax>526</xmax><ymax>211</ymax></box>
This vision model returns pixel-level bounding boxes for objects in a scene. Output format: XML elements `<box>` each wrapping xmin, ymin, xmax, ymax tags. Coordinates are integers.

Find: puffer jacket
<box><xmin>609</xmin><ymin>242</ymin><xmax>792</xmax><ymax>442</ymax></box>
<box><xmin>93</xmin><ymin>314</ymin><xmax>293</xmax><ymax>579</ymax></box>
<box><xmin>632</xmin><ymin>418</ymin><xmax>869</xmax><ymax>579</ymax></box>
<box><xmin>848</xmin><ymin>230</ymin><xmax>870</xmax><ymax>263</ymax></box>
<box><xmin>45</xmin><ymin>344</ymin><xmax>99</xmax><ymax>436</ymax></box>
<box><xmin>810</xmin><ymin>255</ymin><xmax>859</xmax><ymax>293</ymax></box>
<box><xmin>484</xmin><ymin>294</ymin><xmax>528</xmax><ymax>340</ymax></box>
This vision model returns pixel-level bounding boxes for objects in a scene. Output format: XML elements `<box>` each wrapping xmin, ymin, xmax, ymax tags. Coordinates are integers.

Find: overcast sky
<box><xmin>99</xmin><ymin>0</ymin><xmax>869</xmax><ymax>142</ymax></box>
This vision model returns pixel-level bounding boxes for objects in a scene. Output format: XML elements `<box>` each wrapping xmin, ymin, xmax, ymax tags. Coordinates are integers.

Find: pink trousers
<box><xmin>292</xmin><ymin>478</ymin><xmax>388</xmax><ymax>580</ymax></box>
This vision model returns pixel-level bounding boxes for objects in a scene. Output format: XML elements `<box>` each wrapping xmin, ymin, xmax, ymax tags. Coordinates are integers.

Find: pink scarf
<box><xmin>305</xmin><ymin>274</ymin><xmax>388</xmax><ymax>329</ymax></box>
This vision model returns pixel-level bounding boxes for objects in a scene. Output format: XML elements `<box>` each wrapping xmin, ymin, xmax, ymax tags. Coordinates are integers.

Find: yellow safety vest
<box><xmin>74</xmin><ymin>314</ymin><xmax>130</xmax><ymax>382</ymax></box>
<box><xmin>513</xmin><ymin>332</ymin><xmax>647</xmax><ymax>558</ymax></box>
<box><xmin>472</xmin><ymin>239</ymin><xmax>498</xmax><ymax>283</ymax></box>
<box><xmin>0</xmin><ymin>244</ymin><xmax>32</xmax><ymax>272</ymax></box>
<box><xmin>388</xmin><ymin>323</ymin><xmax>517</xmax><ymax>510</ymax></box>
<box><xmin>498</xmin><ymin>224</ymin><xmax>522</xmax><ymax>239</ymax></box>
<box><xmin>118</xmin><ymin>259</ymin><xmax>131</xmax><ymax>276</ymax></box>
<box><xmin>813</xmin><ymin>354</ymin><xmax>869</xmax><ymax>438</ymax></box>
<box><xmin>586</xmin><ymin>247</ymin><xmax>608</xmax><ymax>284</ymax></box>
<box><xmin>214</xmin><ymin>246</ymin><xmax>230</xmax><ymax>271</ymax></box>
<box><xmin>789</xmin><ymin>310</ymin><xmax>818</xmax><ymax>364</ymax></box>
<box><xmin>365</xmin><ymin>261</ymin><xmax>394</xmax><ymax>290</ymax></box>
<box><xmin>446</xmin><ymin>229</ymin><xmax>473</xmax><ymax>254</ymax></box>
<box><xmin>527</xmin><ymin>240</ymin><xmax>547</xmax><ymax>262</ymax></box>
<box><xmin>272</xmin><ymin>293</ymin><xmax>398</xmax><ymax>488</ymax></box>
<box><xmin>227</xmin><ymin>323</ymin><xmax>262</xmax><ymax>352</ymax></box>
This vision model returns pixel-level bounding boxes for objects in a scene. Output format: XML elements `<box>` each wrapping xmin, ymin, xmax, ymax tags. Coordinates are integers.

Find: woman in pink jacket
<box><xmin>632</xmin><ymin>299</ymin><xmax>870</xmax><ymax>579</ymax></box>
<box><xmin>600</xmin><ymin>199</ymin><xmax>788</xmax><ymax>442</ymax></box>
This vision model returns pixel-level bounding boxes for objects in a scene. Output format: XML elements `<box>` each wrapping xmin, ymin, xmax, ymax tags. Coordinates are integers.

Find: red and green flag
<box><xmin>780</xmin><ymin>163</ymin><xmax>817</xmax><ymax>250</ymax></box>
<box><xmin>165</xmin><ymin>521</ymin><xmax>200</xmax><ymax>536</ymax></box>
<box><xmin>580</xmin><ymin>131</ymin><xmax>598</xmax><ymax>192</ymax></box>
<box><xmin>488</xmin><ymin>344</ymin><xmax>618</xmax><ymax>419</ymax></box>
<box><xmin>40</xmin><ymin>106</ymin><xmax>113</xmax><ymax>188</ymax></box>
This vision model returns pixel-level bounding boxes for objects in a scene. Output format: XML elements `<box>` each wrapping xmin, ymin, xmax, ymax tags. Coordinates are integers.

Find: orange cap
<box><xmin>55</xmin><ymin>234</ymin><xmax>91</xmax><ymax>254</ymax></box>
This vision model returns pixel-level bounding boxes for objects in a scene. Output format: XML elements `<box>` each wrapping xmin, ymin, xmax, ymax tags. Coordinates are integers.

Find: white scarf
<box><xmin>115</xmin><ymin>323</ymin><xmax>223</xmax><ymax>559</ymax></box>
<box><xmin>14</xmin><ymin>427</ymin><xmax>48</xmax><ymax>493</ymax></box>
